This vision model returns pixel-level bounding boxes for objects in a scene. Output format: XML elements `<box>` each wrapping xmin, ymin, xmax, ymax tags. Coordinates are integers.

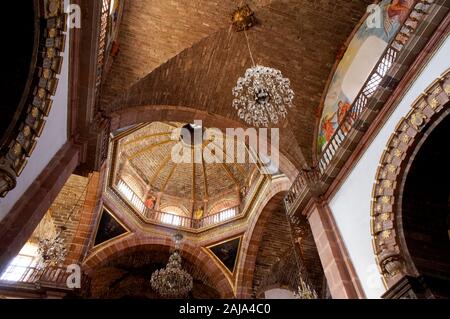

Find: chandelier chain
<box><xmin>244</xmin><ymin>29</ymin><xmax>256</xmax><ymax>67</ymax></box>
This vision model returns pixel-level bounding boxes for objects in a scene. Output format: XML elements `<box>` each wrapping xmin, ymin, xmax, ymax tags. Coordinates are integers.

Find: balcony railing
<box><xmin>115</xmin><ymin>170</ymin><xmax>267</xmax><ymax>231</ymax></box>
<box><xmin>144</xmin><ymin>206</ymin><xmax>240</xmax><ymax>230</ymax></box>
<box><xmin>117</xmin><ymin>179</ymin><xmax>241</xmax><ymax>230</ymax></box>
<box><xmin>284</xmin><ymin>169</ymin><xmax>320</xmax><ymax>215</ymax></box>
<box><xmin>0</xmin><ymin>266</ymin><xmax>83</xmax><ymax>291</ymax></box>
<box><xmin>285</xmin><ymin>0</ymin><xmax>433</xmax><ymax>215</ymax></box>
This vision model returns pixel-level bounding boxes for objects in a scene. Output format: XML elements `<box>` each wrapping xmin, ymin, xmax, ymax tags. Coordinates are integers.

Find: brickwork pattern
<box><xmin>102</xmin><ymin>0</ymin><xmax>373</xmax><ymax>165</ymax></box>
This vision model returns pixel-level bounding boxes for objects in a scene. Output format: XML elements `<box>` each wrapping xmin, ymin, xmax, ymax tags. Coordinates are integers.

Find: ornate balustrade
<box><xmin>143</xmin><ymin>205</ymin><xmax>240</xmax><ymax>230</ymax></box>
<box><xmin>113</xmin><ymin>170</ymin><xmax>268</xmax><ymax>232</ymax></box>
<box><xmin>0</xmin><ymin>266</ymin><xmax>87</xmax><ymax>291</ymax></box>
<box><xmin>284</xmin><ymin>168</ymin><xmax>321</xmax><ymax>216</ymax></box>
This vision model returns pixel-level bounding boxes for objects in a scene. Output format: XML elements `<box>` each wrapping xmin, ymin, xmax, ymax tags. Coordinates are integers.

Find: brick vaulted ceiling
<box><xmin>100</xmin><ymin>0</ymin><xmax>373</xmax><ymax>166</ymax></box>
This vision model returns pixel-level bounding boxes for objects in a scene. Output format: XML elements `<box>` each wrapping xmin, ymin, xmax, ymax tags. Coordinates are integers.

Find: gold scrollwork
<box><xmin>371</xmin><ymin>68</ymin><xmax>450</xmax><ymax>287</ymax></box>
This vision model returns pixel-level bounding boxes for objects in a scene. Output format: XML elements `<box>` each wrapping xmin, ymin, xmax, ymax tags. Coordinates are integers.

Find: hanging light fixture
<box><xmin>150</xmin><ymin>234</ymin><xmax>193</xmax><ymax>298</ymax></box>
<box><xmin>285</xmin><ymin>208</ymin><xmax>318</xmax><ymax>299</ymax></box>
<box><xmin>294</xmin><ymin>275</ymin><xmax>318</xmax><ymax>299</ymax></box>
<box><xmin>37</xmin><ymin>175</ymin><xmax>92</xmax><ymax>269</ymax></box>
<box><xmin>37</xmin><ymin>226</ymin><xmax>68</xmax><ymax>268</ymax></box>
<box><xmin>231</xmin><ymin>5</ymin><xmax>295</xmax><ymax>127</ymax></box>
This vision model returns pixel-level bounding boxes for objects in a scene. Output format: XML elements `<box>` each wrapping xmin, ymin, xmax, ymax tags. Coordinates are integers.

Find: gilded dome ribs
<box><xmin>113</xmin><ymin>122</ymin><xmax>256</xmax><ymax>217</ymax></box>
<box><xmin>149</xmin><ymin>152</ymin><xmax>173</xmax><ymax>186</ymax></box>
<box><xmin>201</xmin><ymin>153</ymin><xmax>209</xmax><ymax>199</ymax></box>
<box><xmin>123</xmin><ymin>131</ymin><xmax>173</xmax><ymax>147</ymax></box>
<box><xmin>127</xmin><ymin>139</ymin><xmax>175</xmax><ymax>161</ymax></box>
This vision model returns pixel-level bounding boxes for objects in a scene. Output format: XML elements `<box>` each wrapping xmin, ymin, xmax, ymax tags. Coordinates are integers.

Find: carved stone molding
<box><xmin>371</xmin><ymin>68</ymin><xmax>450</xmax><ymax>286</ymax></box>
<box><xmin>0</xmin><ymin>0</ymin><xmax>67</xmax><ymax>197</ymax></box>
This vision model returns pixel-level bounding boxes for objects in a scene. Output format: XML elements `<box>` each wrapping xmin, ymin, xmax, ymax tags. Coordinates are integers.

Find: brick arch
<box><xmin>82</xmin><ymin>233</ymin><xmax>235</xmax><ymax>298</ymax></box>
<box><xmin>370</xmin><ymin>69</ymin><xmax>450</xmax><ymax>288</ymax></box>
<box><xmin>109</xmin><ymin>105</ymin><xmax>299</xmax><ymax>181</ymax></box>
<box><xmin>105</xmin><ymin>0</ymin><xmax>373</xmax><ymax>166</ymax></box>
<box><xmin>234</xmin><ymin>176</ymin><xmax>291</xmax><ymax>298</ymax></box>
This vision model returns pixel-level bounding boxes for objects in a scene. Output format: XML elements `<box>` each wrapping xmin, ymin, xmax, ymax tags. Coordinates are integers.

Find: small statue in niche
<box><xmin>240</xmin><ymin>186</ymin><xmax>248</xmax><ymax>200</ymax></box>
<box><xmin>194</xmin><ymin>206</ymin><xmax>204</xmax><ymax>220</ymax></box>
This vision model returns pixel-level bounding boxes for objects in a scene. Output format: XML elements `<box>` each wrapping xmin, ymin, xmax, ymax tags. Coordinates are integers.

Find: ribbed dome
<box><xmin>112</xmin><ymin>122</ymin><xmax>258</xmax><ymax>216</ymax></box>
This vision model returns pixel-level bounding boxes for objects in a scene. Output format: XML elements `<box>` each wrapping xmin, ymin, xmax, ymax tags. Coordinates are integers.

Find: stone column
<box><xmin>306</xmin><ymin>200</ymin><xmax>363</xmax><ymax>299</ymax></box>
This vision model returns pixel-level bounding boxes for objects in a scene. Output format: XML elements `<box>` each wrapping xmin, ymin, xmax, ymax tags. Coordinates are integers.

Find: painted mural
<box><xmin>93</xmin><ymin>209</ymin><xmax>127</xmax><ymax>247</ymax></box>
<box><xmin>317</xmin><ymin>0</ymin><xmax>413</xmax><ymax>154</ymax></box>
<box><xmin>208</xmin><ymin>237</ymin><xmax>241</xmax><ymax>274</ymax></box>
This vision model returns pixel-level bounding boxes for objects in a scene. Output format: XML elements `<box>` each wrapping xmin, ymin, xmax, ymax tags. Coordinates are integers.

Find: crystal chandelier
<box><xmin>150</xmin><ymin>234</ymin><xmax>193</xmax><ymax>298</ymax></box>
<box><xmin>231</xmin><ymin>5</ymin><xmax>294</xmax><ymax>127</ymax></box>
<box><xmin>233</xmin><ymin>65</ymin><xmax>294</xmax><ymax>127</ymax></box>
<box><xmin>294</xmin><ymin>275</ymin><xmax>318</xmax><ymax>299</ymax></box>
<box><xmin>37</xmin><ymin>226</ymin><xmax>68</xmax><ymax>268</ymax></box>
<box><xmin>36</xmin><ymin>174</ymin><xmax>91</xmax><ymax>269</ymax></box>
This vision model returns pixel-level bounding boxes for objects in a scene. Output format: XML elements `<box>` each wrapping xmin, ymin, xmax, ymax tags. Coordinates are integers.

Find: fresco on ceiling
<box><xmin>94</xmin><ymin>209</ymin><xmax>128</xmax><ymax>247</ymax></box>
<box><xmin>317</xmin><ymin>0</ymin><xmax>413</xmax><ymax>154</ymax></box>
<box><xmin>208</xmin><ymin>237</ymin><xmax>241</xmax><ymax>274</ymax></box>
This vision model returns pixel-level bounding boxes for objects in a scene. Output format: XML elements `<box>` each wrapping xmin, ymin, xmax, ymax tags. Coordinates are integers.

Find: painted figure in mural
<box><xmin>321</xmin><ymin>113</ymin><xmax>337</xmax><ymax>143</ymax></box>
<box><xmin>240</xmin><ymin>186</ymin><xmax>248</xmax><ymax>201</ymax></box>
<box><xmin>385</xmin><ymin>0</ymin><xmax>414</xmax><ymax>35</ymax></box>
<box><xmin>145</xmin><ymin>195</ymin><xmax>156</xmax><ymax>210</ymax></box>
<box><xmin>337</xmin><ymin>101</ymin><xmax>352</xmax><ymax>124</ymax></box>
<box><xmin>387</xmin><ymin>0</ymin><xmax>413</xmax><ymax>23</ymax></box>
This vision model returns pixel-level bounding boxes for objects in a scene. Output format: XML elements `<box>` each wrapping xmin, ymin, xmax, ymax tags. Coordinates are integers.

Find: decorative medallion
<box><xmin>231</xmin><ymin>5</ymin><xmax>255</xmax><ymax>32</ymax></box>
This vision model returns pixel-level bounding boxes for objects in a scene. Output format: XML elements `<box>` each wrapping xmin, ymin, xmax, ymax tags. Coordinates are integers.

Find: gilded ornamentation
<box><xmin>48</xmin><ymin>28</ymin><xmax>57</xmax><ymax>38</ymax></box>
<box><xmin>47</xmin><ymin>48</ymin><xmax>56</xmax><ymax>58</ymax></box>
<box><xmin>410</xmin><ymin>112</ymin><xmax>426</xmax><ymax>129</ymax></box>
<box><xmin>0</xmin><ymin>0</ymin><xmax>66</xmax><ymax>197</ymax></box>
<box><xmin>393</xmin><ymin>149</ymin><xmax>402</xmax><ymax>157</ymax></box>
<box><xmin>429</xmin><ymin>97</ymin><xmax>439</xmax><ymax>109</ymax></box>
<box><xmin>38</xmin><ymin>88</ymin><xmax>47</xmax><ymax>99</ymax></box>
<box><xmin>13</xmin><ymin>143</ymin><xmax>22</xmax><ymax>155</ymax></box>
<box><xmin>382</xmin><ymin>180</ymin><xmax>392</xmax><ymax>188</ymax></box>
<box><xmin>401</xmin><ymin>134</ymin><xmax>410</xmax><ymax>144</ymax></box>
<box><xmin>31</xmin><ymin>107</ymin><xmax>39</xmax><ymax>118</ymax></box>
<box><xmin>444</xmin><ymin>84</ymin><xmax>450</xmax><ymax>95</ymax></box>
<box><xmin>23</xmin><ymin>126</ymin><xmax>31</xmax><ymax>137</ymax></box>
<box><xmin>371</xmin><ymin>69</ymin><xmax>450</xmax><ymax>286</ymax></box>
<box><xmin>381</xmin><ymin>256</ymin><xmax>403</xmax><ymax>277</ymax></box>
<box><xmin>387</xmin><ymin>164</ymin><xmax>396</xmax><ymax>173</ymax></box>
<box><xmin>381</xmin><ymin>230</ymin><xmax>391</xmax><ymax>239</ymax></box>
<box><xmin>43</xmin><ymin>69</ymin><xmax>51</xmax><ymax>79</ymax></box>
<box><xmin>381</xmin><ymin>196</ymin><xmax>390</xmax><ymax>204</ymax></box>
<box><xmin>231</xmin><ymin>5</ymin><xmax>255</xmax><ymax>32</ymax></box>
<box><xmin>47</xmin><ymin>0</ymin><xmax>61</xmax><ymax>17</ymax></box>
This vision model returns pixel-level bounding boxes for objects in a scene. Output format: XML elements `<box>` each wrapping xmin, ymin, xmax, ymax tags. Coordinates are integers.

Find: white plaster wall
<box><xmin>329</xmin><ymin>34</ymin><xmax>450</xmax><ymax>299</ymax></box>
<box><xmin>0</xmin><ymin>6</ymin><xmax>70</xmax><ymax>220</ymax></box>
